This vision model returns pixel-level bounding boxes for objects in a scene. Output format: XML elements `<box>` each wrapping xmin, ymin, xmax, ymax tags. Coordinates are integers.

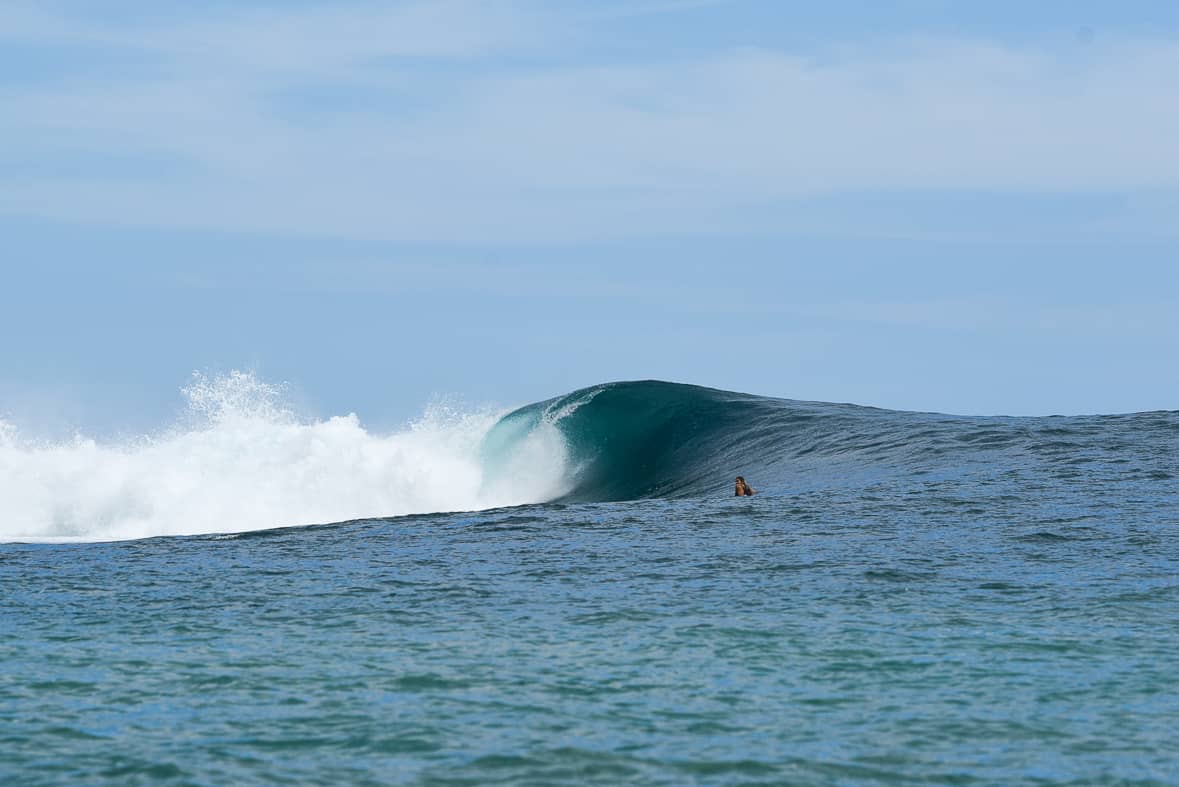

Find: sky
<box><xmin>2</xmin><ymin>0</ymin><xmax>1178</xmax><ymax>434</ymax></box>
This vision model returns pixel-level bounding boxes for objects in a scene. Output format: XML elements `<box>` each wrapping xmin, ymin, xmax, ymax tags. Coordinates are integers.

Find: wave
<box><xmin>2</xmin><ymin>376</ymin><xmax>1174</xmax><ymax>542</ymax></box>
<box><xmin>488</xmin><ymin>380</ymin><xmax>1178</xmax><ymax>502</ymax></box>
<box><xmin>0</xmin><ymin>372</ymin><xmax>571</xmax><ymax>543</ymax></box>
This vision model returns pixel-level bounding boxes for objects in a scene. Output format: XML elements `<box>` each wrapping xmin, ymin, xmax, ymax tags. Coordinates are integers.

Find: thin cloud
<box><xmin>1</xmin><ymin>2</ymin><xmax>1177</xmax><ymax>241</ymax></box>
<box><xmin>0</xmin><ymin>1</ymin><xmax>548</xmax><ymax>64</ymax></box>
<box><xmin>584</xmin><ymin>0</ymin><xmax>735</xmax><ymax>21</ymax></box>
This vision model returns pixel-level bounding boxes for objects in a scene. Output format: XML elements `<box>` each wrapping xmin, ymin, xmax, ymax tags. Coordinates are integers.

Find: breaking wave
<box><xmin>3</xmin><ymin>375</ymin><xmax>1174</xmax><ymax>543</ymax></box>
<box><xmin>490</xmin><ymin>380</ymin><xmax>1177</xmax><ymax>501</ymax></box>
<box><xmin>0</xmin><ymin>372</ymin><xmax>570</xmax><ymax>542</ymax></box>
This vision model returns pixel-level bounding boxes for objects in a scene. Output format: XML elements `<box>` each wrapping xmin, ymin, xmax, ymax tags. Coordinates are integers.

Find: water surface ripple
<box><xmin>4</xmin><ymin>466</ymin><xmax>1178</xmax><ymax>784</ymax></box>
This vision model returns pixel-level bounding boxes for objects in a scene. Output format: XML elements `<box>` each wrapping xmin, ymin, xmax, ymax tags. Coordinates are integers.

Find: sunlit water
<box><xmin>4</xmin><ymin>472</ymin><xmax>1177</xmax><ymax>785</ymax></box>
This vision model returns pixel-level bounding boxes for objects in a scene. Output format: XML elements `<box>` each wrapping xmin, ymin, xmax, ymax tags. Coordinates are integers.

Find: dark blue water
<box><xmin>3</xmin><ymin>383</ymin><xmax>1178</xmax><ymax>784</ymax></box>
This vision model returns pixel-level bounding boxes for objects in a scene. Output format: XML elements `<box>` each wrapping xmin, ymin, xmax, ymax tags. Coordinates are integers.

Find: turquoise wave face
<box><xmin>483</xmin><ymin>380</ymin><xmax>1178</xmax><ymax>502</ymax></box>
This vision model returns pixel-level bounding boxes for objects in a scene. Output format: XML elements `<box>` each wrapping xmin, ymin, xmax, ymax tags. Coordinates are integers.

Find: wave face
<box><xmin>3</xmin><ymin>376</ymin><xmax>1174</xmax><ymax>542</ymax></box>
<box><xmin>487</xmin><ymin>380</ymin><xmax>1178</xmax><ymax>502</ymax></box>
<box><xmin>0</xmin><ymin>372</ymin><xmax>571</xmax><ymax>542</ymax></box>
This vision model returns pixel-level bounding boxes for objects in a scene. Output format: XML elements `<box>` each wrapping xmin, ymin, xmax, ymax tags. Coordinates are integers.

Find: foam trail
<box><xmin>0</xmin><ymin>372</ymin><xmax>571</xmax><ymax>543</ymax></box>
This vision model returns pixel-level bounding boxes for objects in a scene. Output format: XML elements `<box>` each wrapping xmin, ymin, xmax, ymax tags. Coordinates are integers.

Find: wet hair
<box><xmin>735</xmin><ymin>476</ymin><xmax>745</xmax><ymax>484</ymax></box>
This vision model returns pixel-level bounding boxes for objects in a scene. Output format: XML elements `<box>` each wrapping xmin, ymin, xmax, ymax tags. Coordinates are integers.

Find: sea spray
<box><xmin>0</xmin><ymin>372</ymin><xmax>571</xmax><ymax>543</ymax></box>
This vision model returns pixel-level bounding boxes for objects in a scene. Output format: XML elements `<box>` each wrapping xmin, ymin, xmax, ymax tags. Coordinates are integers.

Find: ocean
<box><xmin>2</xmin><ymin>378</ymin><xmax>1177</xmax><ymax>785</ymax></box>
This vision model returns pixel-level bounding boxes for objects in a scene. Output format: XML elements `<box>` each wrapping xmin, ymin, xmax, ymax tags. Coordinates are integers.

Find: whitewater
<box><xmin>0</xmin><ymin>371</ymin><xmax>571</xmax><ymax>542</ymax></box>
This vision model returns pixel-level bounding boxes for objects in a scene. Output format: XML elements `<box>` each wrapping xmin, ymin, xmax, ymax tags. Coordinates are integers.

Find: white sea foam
<box><xmin>0</xmin><ymin>372</ymin><xmax>570</xmax><ymax>543</ymax></box>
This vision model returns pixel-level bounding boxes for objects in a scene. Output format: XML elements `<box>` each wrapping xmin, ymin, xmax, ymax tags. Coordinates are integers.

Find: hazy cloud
<box><xmin>2</xmin><ymin>2</ymin><xmax>1178</xmax><ymax>240</ymax></box>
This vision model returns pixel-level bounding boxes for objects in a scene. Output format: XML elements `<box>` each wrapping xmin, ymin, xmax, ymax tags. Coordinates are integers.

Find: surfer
<box><xmin>735</xmin><ymin>476</ymin><xmax>755</xmax><ymax>496</ymax></box>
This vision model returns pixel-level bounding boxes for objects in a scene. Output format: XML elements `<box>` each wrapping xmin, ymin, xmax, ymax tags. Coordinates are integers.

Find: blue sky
<box><xmin>2</xmin><ymin>0</ymin><xmax>1177</xmax><ymax>433</ymax></box>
